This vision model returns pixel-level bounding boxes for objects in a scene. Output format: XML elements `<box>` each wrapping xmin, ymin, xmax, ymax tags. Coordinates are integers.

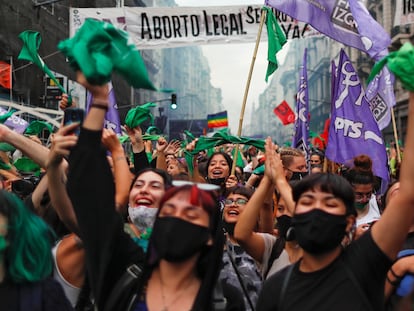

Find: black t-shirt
<box><xmin>256</xmin><ymin>231</ymin><xmax>391</xmax><ymax>311</ymax></box>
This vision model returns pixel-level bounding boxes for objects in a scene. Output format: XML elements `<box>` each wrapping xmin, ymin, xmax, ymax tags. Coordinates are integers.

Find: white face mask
<box><xmin>128</xmin><ymin>205</ymin><xmax>158</xmax><ymax>233</ymax></box>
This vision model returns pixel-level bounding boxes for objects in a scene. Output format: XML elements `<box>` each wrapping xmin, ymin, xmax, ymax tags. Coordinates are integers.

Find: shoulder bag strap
<box><xmin>225</xmin><ymin>239</ymin><xmax>256</xmax><ymax>311</ymax></box>
<box><xmin>104</xmin><ymin>264</ymin><xmax>143</xmax><ymax>311</ymax></box>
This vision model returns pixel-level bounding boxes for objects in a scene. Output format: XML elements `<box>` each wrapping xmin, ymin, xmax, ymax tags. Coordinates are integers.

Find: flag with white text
<box><xmin>265</xmin><ymin>0</ymin><xmax>391</xmax><ymax>60</ymax></box>
<box><xmin>292</xmin><ymin>48</ymin><xmax>309</xmax><ymax>159</ymax></box>
<box><xmin>326</xmin><ymin>49</ymin><xmax>389</xmax><ymax>191</ymax></box>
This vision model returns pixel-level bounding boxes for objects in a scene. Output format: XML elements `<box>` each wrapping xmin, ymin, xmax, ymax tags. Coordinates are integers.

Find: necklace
<box><xmin>158</xmin><ymin>270</ymin><xmax>195</xmax><ymax>311</ymax></box>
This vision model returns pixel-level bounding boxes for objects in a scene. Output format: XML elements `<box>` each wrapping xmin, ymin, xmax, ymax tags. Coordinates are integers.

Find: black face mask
<box><xmin>276</xmin><ymin>215</ymin><xmax>292</xmax><ymax>240</ymax></box>
<box><xmin>291</xmin><ymin>209</ymin><xmax>347</xmax><ymax>254</ymax></box>
<box><xmin>207</xmin><ymin>177</ymin><xmax>226</xmax><ymax>186</ymax></box>
<box><xmin>222</xmin><ymin>221</ymin><xmax>235</xmax><ymax>236</ymax></box>
<box><xmin>152</xmin><ymin>217</ymin><xmax>210</xmax><ymax>262</ymax></box>
<box><xmin>290</xmin><ymin>171</ymin><xmax>309</xmax><ymax>181</ymax></box>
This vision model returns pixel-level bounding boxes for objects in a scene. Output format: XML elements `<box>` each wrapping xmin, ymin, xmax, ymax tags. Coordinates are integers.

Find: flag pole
<box><xmin>231</xmin><ymin>8</ymin><xmax>267</xmax><ymax>175</ymax></box>
<box><xmin>390</xmin><ymin>107</ymin><xmax>402</xmax><ymax>163</ymax></box>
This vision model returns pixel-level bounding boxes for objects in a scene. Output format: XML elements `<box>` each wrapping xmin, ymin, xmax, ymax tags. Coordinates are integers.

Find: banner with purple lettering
<box><xmin>326</xmin><ymin>49</ymin><xmax>389</xmax><ymax>191</ymax></box>
<box><xmin>87</xmin><ymin>82</ymin><xmax>122</xmax><ymax>135</ymax></box>
<box><xmin>265</xmin><ymin>0</ymin><xmax>391</xmax><ymax>60</ymax></box>
<box><xmin>292</xmin><ymin>48</ymin><xmax>309</xmax><ymax>160</ymax></box>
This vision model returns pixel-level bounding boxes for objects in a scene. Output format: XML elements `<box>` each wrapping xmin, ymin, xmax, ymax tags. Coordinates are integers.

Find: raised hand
<box><xmin>264</xmin><ymin>137</ymin><xmax>284</xmax><ymax>184</ymax></box>
<box><xmin>102</xmin><ymin>128</ymin><xmax>123</xmax><ymax>154</ymax></box>
<box><xmin>46</xmin><ymin>123</ymin><xmax>79</xmax><ymax>169</ymax></box>
<box><xmin>164</xmin><ymin>139</ymin><xmax>181</xmax><ymax>156</ymax></box>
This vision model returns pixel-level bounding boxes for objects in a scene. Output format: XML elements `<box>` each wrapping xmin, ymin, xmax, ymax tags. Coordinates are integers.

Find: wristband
<box><xmin>90</xmin><ymin>102</ymin><xmax>109</xmax><ymax>111</ymax></box>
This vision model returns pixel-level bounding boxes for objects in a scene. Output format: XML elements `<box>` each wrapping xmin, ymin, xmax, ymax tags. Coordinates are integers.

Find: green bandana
<box><xmin>0</xmin><ymin>143</ymin><xmax>16</xmax><ymax>153</ymax></box>
<box><xmin>368</xmin><ymin>42</ymin><xmax>414</xmax><ymax>91</ymax></box>
<box><xmin>146</xmin><ymin>126</ymin><xmax>161</xmax><ymax>135</ymax></box>
<box><xmin>0</xmin><ymin>110</ymin><xmax>14</xmax><ymax>124</ymax></box>
<box><xmin>24</xmin><ymin>120</ymin><xmax>54</xmax><ymax>136</ymax></box>
<box><xmin>184</xmin><ymin>129</ymin><xmax>266</xmax><ymax>176</ymax></box>
<box><xmin>13</xmin><ymin>157</ymin><xmax>41</xmax><ymax>175</ymax></box>
<box><xmin>124</xmin><ymin>102</ymin><xmax>156</xmax><ymax>128</ymax></box>
<box><xmin>58</xmin><ymin>18</ymin><xmax>156</xmax><ymax>90</ymax></box>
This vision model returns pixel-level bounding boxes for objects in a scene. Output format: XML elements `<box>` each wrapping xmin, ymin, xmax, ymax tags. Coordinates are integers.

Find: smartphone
<box><xmin>63</xmin><ymin>108</ymin><xmax>85</xmax><ymax>136</ymax></box>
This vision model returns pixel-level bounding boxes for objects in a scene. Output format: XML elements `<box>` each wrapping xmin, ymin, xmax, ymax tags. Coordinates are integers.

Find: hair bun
<box><xmin>353</xmin><ymin>155</ymin><xmax>372</xmax><ymax>172</ymax></box>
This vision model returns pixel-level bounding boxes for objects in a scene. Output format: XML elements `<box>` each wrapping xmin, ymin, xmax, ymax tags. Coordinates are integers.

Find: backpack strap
<box><xmin>104</xmin><ymin>264</ymin><xmax>143</xmax><ymax>311</ymax></box>
<box><xmin>213</xmin><ymin>281</ymin><xmax>227</xmax><ymax>311</ymax></box>
<box><xmin>225</xmin><ymin>239</ymin><xmax>256</xmax><ymax>311</ymax></box>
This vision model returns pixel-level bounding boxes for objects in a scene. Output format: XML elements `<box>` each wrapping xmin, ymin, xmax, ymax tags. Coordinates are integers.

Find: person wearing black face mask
<box><xmin>66</xmin><ymin>73</ymin><xmax>226</xmax><ymax>311</ymax></box>
<box><xmin>234</xmin><ymin>141</ymin><xmax>302</xmax><ymax>282</ymax></box>
<box><xmin>257</xmin><ymin>124</ymin><xmax>414</xmax><ymax>311</ymax></box>
<box><xmin>278</xmin><ymin>146</ymin><xmax>308</xmax><ymax>181</ymax></box>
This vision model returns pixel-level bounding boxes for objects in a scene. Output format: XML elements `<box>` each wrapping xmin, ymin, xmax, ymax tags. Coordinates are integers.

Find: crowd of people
<box><xmin>0</xmin><ymin>43</ymin><xmax>414</xmax><ymax>311</ymax></box>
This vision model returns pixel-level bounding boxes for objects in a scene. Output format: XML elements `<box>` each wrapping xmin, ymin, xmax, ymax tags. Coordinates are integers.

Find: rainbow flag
<box><xmin>207</xmin><ymin>111</ymin><xmax>228</xmax><ymax>128</ymax></box>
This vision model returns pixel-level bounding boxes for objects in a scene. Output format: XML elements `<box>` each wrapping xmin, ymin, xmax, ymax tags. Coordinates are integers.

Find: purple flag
<box><xmin>326</xmin><ymin>49</ymin><xmax>389</xmax><ymax>191</ymax></box>
<box><xmin>86</xmin><ymin>82</ymin><xmax>122</xmax><ymax>135</ymax></box>
<box><xmin>292</xmin><ymin>49</ymin><xmax>310</xmax><ymax>161</ymax></box>
<box><xmin>348</xmin><ymin>0</ymin><xmax>395</xmax><ymax>130</ymax></box>
<box><xmin>365</xmin><ymin>66</ymin><xmax>395</xmax><ymax>130</ymax></box>
<box><xmin>265</xmin><ymin>0</ymin><xmax>391</xmax><ymax>60</ymax></box>
<box><xmin>0</xmin><ymin>107</ymin><xmax>29</xmax><ymax>134</ymax></box>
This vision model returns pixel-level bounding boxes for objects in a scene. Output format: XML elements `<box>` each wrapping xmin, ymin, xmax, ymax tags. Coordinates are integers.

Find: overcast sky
<box><xmin>175</xmin><ymin>0</ymin><xmax>270</xmax><ymax>133</ymax></box>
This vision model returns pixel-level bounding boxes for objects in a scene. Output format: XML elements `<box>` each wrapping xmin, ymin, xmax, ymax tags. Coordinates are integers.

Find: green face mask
<box><xmin>354</xmin><ymin>202</ymin><xmax>367</xmax><ymax>210</ymax></box>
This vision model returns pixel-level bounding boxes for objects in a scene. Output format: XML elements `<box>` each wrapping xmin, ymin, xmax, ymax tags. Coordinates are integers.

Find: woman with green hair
<box><xmin>0</xmin><ymin>190</ymin><xmax>72</xmax><ymax>310</ymax></box>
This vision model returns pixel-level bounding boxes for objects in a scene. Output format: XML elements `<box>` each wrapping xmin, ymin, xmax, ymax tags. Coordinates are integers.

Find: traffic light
<box><xmin>170</xmin><ymin>93</ymin><xmax>177</xmax><ymax>110</ymax></box>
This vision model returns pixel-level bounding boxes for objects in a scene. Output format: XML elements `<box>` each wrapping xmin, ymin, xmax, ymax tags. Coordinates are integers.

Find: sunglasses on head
<box><xmin>172</xmin><ymin>180</ymin><xmax>220</xmax><ymax>191</ymax></box>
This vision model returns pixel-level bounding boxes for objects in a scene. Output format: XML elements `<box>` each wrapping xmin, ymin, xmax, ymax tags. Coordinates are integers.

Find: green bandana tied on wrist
<box><xmin>368</xmin><ymin>42</ymin><xmax>414</xmax><ymax>91</ymax></box>
<box><xmin>58</xmin><ymin>18</ymin><xmax>156</xmax><ymax>90</ymax></box>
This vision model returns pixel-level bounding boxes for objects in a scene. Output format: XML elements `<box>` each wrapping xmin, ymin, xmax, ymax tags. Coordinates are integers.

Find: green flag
<box><xmin>18</xmin><ymin>31</ymin><xmax>68</xmax><ymax>98</ymax></box>
<box><xmin>264</xmin><ymin>7</ymin><xmax>287</xmax><ymax>82</ymax></box>
<box><xmin>58</xmin><ymin>18</ymin><xmax>156</xmax><ymax>90</ymax></box>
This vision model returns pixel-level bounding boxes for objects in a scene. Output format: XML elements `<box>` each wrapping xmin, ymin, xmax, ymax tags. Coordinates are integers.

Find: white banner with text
<box><xmin>70</xmin><ymin>5</ymin><xmax>320</xmax><ymax>49</ymax></box>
